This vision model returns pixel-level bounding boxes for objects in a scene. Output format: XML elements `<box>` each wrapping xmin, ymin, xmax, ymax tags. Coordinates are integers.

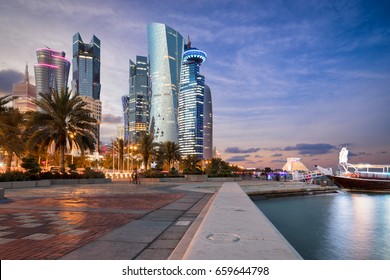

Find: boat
<box><xmin>316</xmin><ymin>147</ymin><xmax>390</xmax><ymax>191</ymax></box>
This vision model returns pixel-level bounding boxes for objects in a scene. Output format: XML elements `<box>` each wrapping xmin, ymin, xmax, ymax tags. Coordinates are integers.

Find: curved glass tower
<box><xmin>178</xmin><ymin>40</ymin><xmax>207</xmax><ymax>158</ymax></box>
<box><xmin>147</xmin><ymin>23</ymin><xmax>183</xmax><ymax>143</ymax></box>
<box><xmin>34</xmin><ymin>48</ymin><xmax>70</xmax><ymax>95</ymax></box>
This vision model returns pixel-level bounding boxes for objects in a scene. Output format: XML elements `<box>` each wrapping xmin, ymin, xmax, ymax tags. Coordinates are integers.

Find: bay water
<box><xmin>252</xmin><ymin>192</ymin><xmax>390</xmax><ymax>259</ymax></box>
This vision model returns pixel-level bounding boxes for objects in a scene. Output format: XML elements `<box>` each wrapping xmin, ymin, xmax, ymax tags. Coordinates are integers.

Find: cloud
<box><xmin>225</xmin><ymin>147</ymin><xmax>260</xmax><ymax>153</ymax></box>
<box><xmin>102</xmin><ymin>114</ymin><xmax>122</xmax><ymax>124</ymax></box>
<box><xmin>0</xmin><ymin>69</ymin><xmax>24</xmax><ymax>93</ymax></box>
<box><xmin>271</xmin><ymin>153</ymin><xmax>283</xmax><ymax>157</ymax></box>
<box><xmin>226</xmin><ymin>155</ymin><xmax>249</xmax><ymax>162</ymax></box>
<box><xmin>284</xmin><ymin>143</ymin><xmax>336</xmax><ymax>155</ymax></box>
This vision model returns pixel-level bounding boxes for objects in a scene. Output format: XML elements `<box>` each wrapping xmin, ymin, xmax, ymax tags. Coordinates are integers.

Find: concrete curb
<box><xmin>181</xmin><ymin>182</ymin><xmax>303</xmax><ymax>260</ymax></box>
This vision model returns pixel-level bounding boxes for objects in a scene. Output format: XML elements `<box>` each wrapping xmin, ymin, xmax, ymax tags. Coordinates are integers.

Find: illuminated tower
<box><xmin>203</xmin><ymin>84</ymin><xmax>213</xmax><ymax>159</ymax></box>
<box><xmin>178</xmin><ymin>37</ymin><xmax>207</xmax><ymax>158</ymax></box>
<box><xmin>147</xmin><ymin>23</ymin><xmax>183</xmax><ymax>143</ymax></box>
<box><xmin>122</xmin><ymin>56</ymin><xmax>150</xmax><ymax>142</ymax></box>
<box><xmin>34</xmin><ymin>48</ymin><xmax>70</xmax><ymax>95</ymax></box>
<box><xmin>72</xmin><ymin>33</ymin><xmax>102</xmax><ymax>149</ymax></box>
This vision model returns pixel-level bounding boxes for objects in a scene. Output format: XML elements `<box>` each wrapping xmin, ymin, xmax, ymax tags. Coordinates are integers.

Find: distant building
<box><xmin>282</xmin><ymin>158</ymin><xmax>309</xmax><ymax>172</ymax></box>
<box><xmin>203</xmin><ymin>84</ymin><xmax>213</xmax><ymax>159</ymax></box>
<box><xmin>72</xmin><ymin>33</ymin><xmax>102</xmax><ymax>148</ymax></box>
<box><xmin>178</xmin><ymin>37</ymin><xmax>207</xmax><ymax>158</ymax></box>
<box><xmin>122</xmin><ymin>56</ymin><xmax>150</xmax><ymax>143</ymax></box>
<box><xmin>147</xmin><ymin>23</ymin><xmax>184</xmax><ymax>143</ymax></box>
<box><xmin>12</xmin><ymin>63</ymin><xmax>37</xmax><ymax>113</ymax></box>
<box><xmin>34</xmin><ymin>47</ymin><xmax>70</xmax><ymax>95</ymax></box>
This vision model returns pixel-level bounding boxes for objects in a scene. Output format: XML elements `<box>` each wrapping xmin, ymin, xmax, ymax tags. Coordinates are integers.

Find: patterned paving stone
<box><xmin>23</xmin><ymin>233</ymin><xmax>55</xmax><ymax>240</ymax></box>
<box><xmin>18</xmin><ymin>223</ymin><xmax>44</xmax><ymax>228</ymax></box>
<box><xmin>0</xmin><ymin>237</ymin><xmax>15</xmax><ymax>244</ymax></box>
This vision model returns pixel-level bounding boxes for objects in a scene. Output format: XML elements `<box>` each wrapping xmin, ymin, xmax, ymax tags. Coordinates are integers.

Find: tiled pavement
<box><xmin>0</xmin><ymin>182</ymin><xmax>213</xmax><ymax>260</ymax></box>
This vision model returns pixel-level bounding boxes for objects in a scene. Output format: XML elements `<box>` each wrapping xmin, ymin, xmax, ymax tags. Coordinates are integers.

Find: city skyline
<box><xmin>0</xmin><ymin>0</ymin><xmax>389</xmax><ymax>169</ymax></box>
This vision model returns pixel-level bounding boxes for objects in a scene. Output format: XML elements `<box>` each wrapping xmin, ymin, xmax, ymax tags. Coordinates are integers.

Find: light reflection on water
<box><xmin>253</xmin><ymin>192</ymin><xmax>390</xmax><ymax>260</ymax></box>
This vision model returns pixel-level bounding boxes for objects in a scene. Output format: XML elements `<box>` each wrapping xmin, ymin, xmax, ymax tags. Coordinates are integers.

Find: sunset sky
<box><xmin>0</xmin><ymin>0</ymin><xmax>389</xmax><ymax>169</ymax></box>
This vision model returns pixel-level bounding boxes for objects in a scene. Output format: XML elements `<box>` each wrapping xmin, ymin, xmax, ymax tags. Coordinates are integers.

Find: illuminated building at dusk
<box><xmin>147</xmin><ymin>23</ymin><xmax>183</xmax><ymax>143</ymax></box>
<box><xmin>178</xmin><ymin>38</ymin><xmax>207</xmax><ymax>158</ymax></box>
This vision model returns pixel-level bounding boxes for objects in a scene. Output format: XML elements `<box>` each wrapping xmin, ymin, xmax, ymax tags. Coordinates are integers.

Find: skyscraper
<box><xmin>72</xmin><ymin>33</ymin><xmax>102</xmax><ymax>148</ymax></box>
<box><xmin>72</xmin><ymin>33</ymin><xmax>101</xmax><ymax>100</ymax></box>
<box><xmin>122</xmin><ymin>56</ymin><xmax>150</xmax><ymax>142</ymax></box>
<box><xmin>178</xmin><ymin>38</ymin><xmax>207</xmax><ymax>158</ymax></box>
<box><xmin>147</xmin><ymin>23</ymin><xmax>184</xmax><ymax>143</ymax></box>
<box><xmin>34</xmin><ymin>48</ymin><xmax>70</xmax><ymax>95</ymax></box>
<box><xmin>203</xmin><ymin>84</ymin><xmax>213</xmax><ymax>159</ymax></box>
<box><xmin>12</xmin><ymin>63</ymin><xmax>37</xmax><ymax>113</ymax></box>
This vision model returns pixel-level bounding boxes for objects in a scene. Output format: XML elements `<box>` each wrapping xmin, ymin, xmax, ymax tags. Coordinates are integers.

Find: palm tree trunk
<box><xmin>6</xmin><ymin>152</ymin><xmax>12</xmax><ymax>173</ymax></box>
<box><xmin>60</xmin><ymin>144</ymin><xmax>66</xmax><ymax>173</ymax></box>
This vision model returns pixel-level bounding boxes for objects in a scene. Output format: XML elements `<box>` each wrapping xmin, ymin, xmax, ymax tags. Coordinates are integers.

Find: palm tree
<box><xmin>25</xmin><ymin>88</ymin><xmax>97</xmax><ymax>173</ymax></box>
<box><xmin>180</xmin><ymin>155</ymin><xmax>202</xmax><ymax>174</ymax></box>
<box><xmin>0</xmin><ymin>108</ymin><xmax>25</xmax><ymax>172</ymax></box>
<box><xmin>160</xmin><ymin>141</ymin><xmax>181</xmax><ymax>171</ymax></box>
<box><xmin>139</xmin><ymin>133</ymin><xmax>156</xmax><ymax>171</ymax></box>
<box><xmin>0</xmin><ymin>94</ymin><xmax>14</xmax><ymax>112</ymax></box>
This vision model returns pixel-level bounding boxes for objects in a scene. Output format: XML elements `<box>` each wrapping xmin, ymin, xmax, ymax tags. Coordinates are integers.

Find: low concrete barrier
<box><xmin>182</xmin><ymin>182</ymin><xmax>302</xmax><ymax>260</ymax></box>
<box><xmin>0</xmin><ymin>178</ymin><xmax>111</xmax><ymax>189</ymax></box>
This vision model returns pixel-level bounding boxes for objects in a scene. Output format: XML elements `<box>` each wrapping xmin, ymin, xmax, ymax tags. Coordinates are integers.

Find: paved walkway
<box><xmin>0</xmin><ymin>182</ymin><xmax>212</xmax><ymax>260</ymax></box>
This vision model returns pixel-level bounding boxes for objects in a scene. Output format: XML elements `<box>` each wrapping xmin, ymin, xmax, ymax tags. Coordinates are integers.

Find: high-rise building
<box><xmin>72</xmin><ymin>33</ymin><xmax>101</xmax><ymax>100</ymax></box>
<box><xmin>72</xmin><ymin>33</ymin><xmax>101</xmax><ymax>149</ymax></box>
<box><xmin>34</xmin><ymin>48</ymin><xmax>70</xmax><ymax>95</ymax></box>
<box><xmin>12</xmin><ymin>63</ymin><xmax>37</xmax><ymax>113</ymax></box>
<box><xmin>203</xmin><ymin>84</ymin><xmax>213</xmax><ymax>159</ymax></box>
<box><xmin>147</xmin><ymin>23</ymin><xmax>183</xmax><ymax>143</ymax></box>
<box><xmin>122</xmin><ymin>56</ymin><xmax>150</xmax><ymax>142</ymax></box>
<box><xmin>178</xmin><ymin>38</ymin><xmax>207</xmax><ymax>158</ymax></box>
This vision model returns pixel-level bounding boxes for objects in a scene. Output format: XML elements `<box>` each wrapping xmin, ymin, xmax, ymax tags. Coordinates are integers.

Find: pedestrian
<box><xmin>134</xmin><ymin>171</ymin><xmax>140</xmax><ymax>184</ymax></box>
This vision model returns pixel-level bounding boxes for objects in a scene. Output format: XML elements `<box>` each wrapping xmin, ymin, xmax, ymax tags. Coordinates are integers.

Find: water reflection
<box><xmin>253</xmin><ymin>192</ymin><xmax>390</xmax><ymax>260</ymax></box>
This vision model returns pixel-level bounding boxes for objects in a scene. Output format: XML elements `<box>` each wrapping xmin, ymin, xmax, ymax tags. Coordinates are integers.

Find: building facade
<box><xmin>12</xmin><ymin>63</ymin><xmax>37</xmax><ymax>113</ymax></box>
<box><xmin>34</xmin><ymin>48</ymin><xmax>70</xmax><ymax>95</ymax></box>
<box><xmin>203</xmin><ymin>84</ymin><xmax>213</xmax><ymax>159</ymax></box>
<box><xmin>72</xmin><ymin>33</ymin><xmax>101</xmax><ymax>100</ymax></box>
<box><xmin>178</xmin><ymin>39</ymin><xmax>207</xmax><ymax>158</ymax></box>
<box><xmin>72</xmin><ymin>33</ymin><xmax>101</xmax><ymax>148</ymax></box>
<box><xmin>122</xmin><ymin>56</ymin><xmax>150</xmax><ymax>142</ymax></box>
<box><xmin>147</xmin><ymin>23</ymin><xmax>183</xmax><ymax>143</ymax></box>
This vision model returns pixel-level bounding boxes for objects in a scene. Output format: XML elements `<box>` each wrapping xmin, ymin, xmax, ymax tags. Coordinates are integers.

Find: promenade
<box><xmin>0</xmin><ymin>179</ymin><xmax>337</xmax><ymax>260</ymax></box>
<box><xmin>0</xmin><ymin>181</ymin><xmax>212</xmax><ymax>259</ymax></box>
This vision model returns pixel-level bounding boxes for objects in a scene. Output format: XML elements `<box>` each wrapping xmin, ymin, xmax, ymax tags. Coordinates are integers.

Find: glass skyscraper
<box><xmin>72</xmin><ymin>33</ymin><xmax>102</xmax><ymax>149</ymax></box>
<box><xmin>178</xmin><ymin>39</ymin><xmax>207</xmax><ymax>158</ymax></box>
<box><xmin>203</xmin><ymin>84</ymin><xmax>213</xmax><ymax>159</ymax></box>
<box><xmin>72</xmin><ymin>33</ymin><xmax>101</xmax><ymax>100</ymax></box>
<box><xmin>122</xmin><ymin>56</ymin><xmax>150</xmax><ymax>142</ymax></box>
<box><xmin>147</xmin><ymin>23</ymin><xmax>183</xmax><ymax>143</ymax></box>
<box><xmin>34</xmin><ymin>48</ymin><xmax>70</xmax><ymax>96</ymax></box>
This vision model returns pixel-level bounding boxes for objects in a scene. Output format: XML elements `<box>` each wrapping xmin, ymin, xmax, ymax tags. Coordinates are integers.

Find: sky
<box><xmin>0</xmin><ymin>0</ymin><xmax>389</xmax><ymax>170</ymax></box>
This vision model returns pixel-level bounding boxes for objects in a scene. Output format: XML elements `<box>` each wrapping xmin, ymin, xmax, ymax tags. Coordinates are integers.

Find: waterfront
<box><xmin>253</xmin><ymin>192</ymin><xmax>390</xmax><ymax>260</ymax></box>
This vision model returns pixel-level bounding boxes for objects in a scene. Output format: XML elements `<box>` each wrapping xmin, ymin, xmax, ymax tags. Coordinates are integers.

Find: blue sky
<box><xmin>0</xmin><ymin>0</ymin><xmax>389</xmax><ymax>169</ymax></box>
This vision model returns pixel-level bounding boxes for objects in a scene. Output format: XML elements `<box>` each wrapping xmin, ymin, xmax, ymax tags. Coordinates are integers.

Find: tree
<box><xmin>180</xmin><ymin>155</ymin><xmax>202</xmax><ymax>174</ymax></box>
<box><xmin>139</xmin><ymin>133</ymin><xmax>156</xmax><ymax>171</ymax></box>
<box><xmin>0</xmin><ymin>94</ymin><xmax>14</xmax><ymax>112</ymax></box>
<box><xmin>25</xmin><ymin>88</ymin><xmax>97</xmax><ymax>173</ymax></box>
<box><xmin>160</xmin><ymin>141</ymin><xmax>181</xmax><ymax>171</ymax></box>
<box><xmin>0</xmin><ymin>108</ymin><xmax>25</xmax><ymax>172</ymax></box>
<box><xmin>205</xmin><ymin>158</ymin><xmax>233</xmax><ymax>177</ymax></box>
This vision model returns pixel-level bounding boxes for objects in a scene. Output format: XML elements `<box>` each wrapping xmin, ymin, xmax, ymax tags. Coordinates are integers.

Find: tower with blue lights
<box><xmin>178</xmin><ymin>37</ymin><xmax>207</xmax><ymax>158</ymax></box>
